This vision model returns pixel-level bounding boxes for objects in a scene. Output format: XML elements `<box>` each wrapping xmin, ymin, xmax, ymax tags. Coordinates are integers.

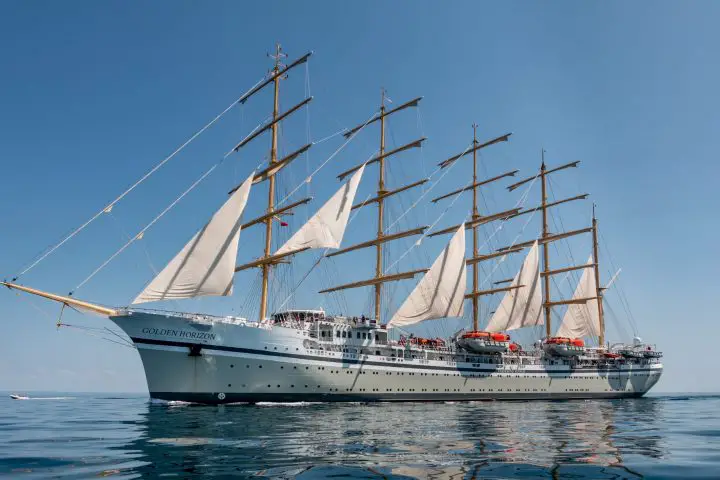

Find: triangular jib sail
<box><xmin>275</xmin><ymin>164</ymin><xmax>365</xmax><ymax>255</ymax></box>
<box><xmin>132</xmin><ymin>172</ymin><xmax>254</xmax><ymax>304</ymax></box>
<box><xmin>485</xmin><ymin>241</ymin><xmax>543</xmax><ymax>332</ymax></box>
<box><xmin>555</xmin><ymin>255</ymin><xmax>600</xmax><ymax>339</ymax></box>
<box><xmin>389</xmin><ymin>224</ymin><xmax>466</xmax><ymax>327</ymax></box>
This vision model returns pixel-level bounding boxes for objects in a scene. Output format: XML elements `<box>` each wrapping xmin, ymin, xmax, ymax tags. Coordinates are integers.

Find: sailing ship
<box><xmin>2</xmin><ymin>46</ymin><xmax>662</xmax><ymax>403</ymax></box>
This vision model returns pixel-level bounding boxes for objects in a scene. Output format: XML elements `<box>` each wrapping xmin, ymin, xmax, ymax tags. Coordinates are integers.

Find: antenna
<box><xmin>268</xmin><ymin>43</ymin><xmax>287</xmax><ymax>70</ymax></box>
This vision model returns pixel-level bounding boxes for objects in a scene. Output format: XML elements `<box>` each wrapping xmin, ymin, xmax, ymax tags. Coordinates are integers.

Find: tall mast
<box><xmin>375</xmin><ymin>89</ymin><xmax>387</xmax><ymax>321</ymax></box>
<box><xmin>592</xmin><ymin>206</ymin><xmax>605</xmax><ymax>346</ymax></box>
<box><xmin>427</xmin><ymin>131</ymin><xmax>520</xmax><ymax>322</ymax></box>
<box><xmin>224</xmin><ymin>47</ymin><xmax>313</xmax><ymax>317</ymax></box>
<box><xmin>540</xmin><ymin>152</ymin><xmax>552</xmax><ymax>337</ymax></box>
<box><xmin>500</xmin><ymin>157</ymin><xmax>597</xmax><ymax>339</ymax></box>
<box><xmin>471</xmin><ymin>124</ymin><xmax>480</xmax><ymax>332</ymax></box>
<box><xmin>506</xmin><ymin>155</ymin><xmax>593</xmax><ymax>338</ymax></box>
<box><xmin>319</xmin><ymin>95</ymin><xmax>428</xmax><ymax>314</ymax></box>
<box><xmin>259</xmin><ymin>43</ymin><xmax>284</xmax><ymax>321</ymax></box>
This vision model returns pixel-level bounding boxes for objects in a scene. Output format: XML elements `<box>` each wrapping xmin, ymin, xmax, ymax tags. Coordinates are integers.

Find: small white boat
<box><xmin>10</xmin><ymin>394</ymin><xmax>29</xmax><ymax>400</ymax></box>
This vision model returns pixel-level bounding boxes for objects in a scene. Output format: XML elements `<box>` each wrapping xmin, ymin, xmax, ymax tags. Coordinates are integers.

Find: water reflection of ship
<box><xmin>121</xmin><ymin>403</ymin><xmax>346</xmax><ymax>477</ymax></box>
<box><xmin>456</xmin><ymin>399</ymin><xmax>665</xmax><ymax>478</ymax></box>
<box><xmin>119</xmin><ymin>400</ymin><xmax>666</xmax><ymax>479</ymax></box>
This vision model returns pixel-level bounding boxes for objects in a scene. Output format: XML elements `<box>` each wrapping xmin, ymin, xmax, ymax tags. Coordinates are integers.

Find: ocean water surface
<box><xmin>0</xmin><ymin>393</ymin><xmax>717</xmax><ymax>479</ymax></box>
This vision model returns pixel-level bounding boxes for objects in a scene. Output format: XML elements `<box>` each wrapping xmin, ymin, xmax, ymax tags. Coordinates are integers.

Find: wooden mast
<box><xmin>540</xmin><ymin>151</ymin><xmax>552</xmax><ymax>337</ymax></box>
<box><xmin>424</xmin><ymin>131</ymin><xmax>516</xmax><ymax>320</ymax></box>
<box><xmin>505</xmin><ymin>155</ymin><xmax>594</xmax><ymax>338</ymax></box>
<box><xmin>259</xmin><ymin>43</ymin><xmax>284</xmax><ymax>322</ymax></box>
<box><xmin>375</xmin><ymin>89</ymin><xmax>387</xmax><ymax>322</ymax></box>
<box><xmin>592</xmin><ymin>205</ymin><xmax>605</xmax><ymax>347</ymax></box>
<box><xmin>320</xmin><ymin>94</ymin><xmax>426</xmax><ymax>311</ymax></box>
<box><xmin>471</xmin><ymin>124</ymin><xmax>480</xmax><ymax>332</ymax></box>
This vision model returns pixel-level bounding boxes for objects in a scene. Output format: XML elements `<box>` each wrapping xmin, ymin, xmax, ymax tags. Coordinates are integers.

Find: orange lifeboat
<box><xmin>461</xmin><ymin>331</ymin><xmax>491</xmax><ymax>339</ymax></box>
<box><xmin>544</xmin><ymin>337</ymin><xmax>585</xmax><ymax>357</ymax></box>
<box><xmin>491</xmin><ymin>333</ymin><xmax>510</xmax><ymax>342</ymax></box>
<box><xmin>508</xmin><ymin>342</ymin><xmax>520</xmax><ymax>352</ymax></box>
<box><xmin>458</xmin><ymin>331</ymin><xmax>510</xmax><ymax>354</ymax></box>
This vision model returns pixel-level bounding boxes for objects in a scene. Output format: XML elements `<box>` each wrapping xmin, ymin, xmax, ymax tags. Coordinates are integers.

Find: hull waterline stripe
<box><xmin>150</xmin><ymin>391</ymin><xmax>648</xmax><ymax>405</ymax></box>
<box><xmin>130</xmin><ymin>337</ymin><xmax>660</xmax><ymax>375</ymax></box>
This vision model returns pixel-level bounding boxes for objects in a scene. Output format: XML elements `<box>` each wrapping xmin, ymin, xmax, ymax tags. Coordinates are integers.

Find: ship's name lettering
<box><xmin>142</xmin><ymin>327</ymin><xmax>216</xmax><ymax>340</ymax></box>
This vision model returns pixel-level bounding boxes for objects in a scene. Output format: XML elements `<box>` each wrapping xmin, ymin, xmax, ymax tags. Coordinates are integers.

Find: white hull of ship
<box><xmin>111</xmin><ymin>312</ymin><xmax>663</xmax><ymax>404</ymax></box>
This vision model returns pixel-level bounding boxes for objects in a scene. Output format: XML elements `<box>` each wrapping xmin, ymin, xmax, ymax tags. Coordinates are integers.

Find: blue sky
<box><xmin>1</xmin><ymin>1</ymin><xmax>718</xmax><ymax>393</ymax></box>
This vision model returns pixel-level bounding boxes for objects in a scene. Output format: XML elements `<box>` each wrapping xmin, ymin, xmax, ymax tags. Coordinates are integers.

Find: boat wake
<box><xmin>10</xmin><ymin>394</ymin><xmax>75</xmax><ymax>400</ymax></box>
<box><xmin>255</xmin><ymin>401</ymin><xmax>326</xmax><ymax>407</ymax></box>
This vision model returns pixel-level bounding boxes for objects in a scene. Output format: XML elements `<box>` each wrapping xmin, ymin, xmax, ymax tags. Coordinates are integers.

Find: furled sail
<box><xmin>388</xmin><ymin>224</ymin><xmax>466</xmax><ymax>327</ymax></box>
<box><xmin>555</xmin><ymin>256</ymin><xmax>600</xmax><ymax>338</ymax></box>
<box><xmin>485</xmin><ymin>241</ymin><xmax>543</xmax><ymax>332</ymax></box>
<box><xmin>132</xmin><ymin>172</ymin><xmax>254</xmax><ymax>304</ymax></box>
<box><xmin>275</xmin><ymin>165</ymin><xmax>365</xmax><ymax>255</ymax></box>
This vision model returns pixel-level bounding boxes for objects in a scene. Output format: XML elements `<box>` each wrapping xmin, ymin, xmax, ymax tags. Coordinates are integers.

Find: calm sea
<box><xmin>0</xmin><ymin>393</ymin><xmax>718</xmax><ymax>479</ymax></box>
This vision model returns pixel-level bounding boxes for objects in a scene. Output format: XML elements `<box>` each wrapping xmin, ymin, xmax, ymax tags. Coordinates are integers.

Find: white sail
<box><xmin>388</xmin><ymin>224</ymin><xmax>466</xmax><ymax>327</ymax></box>
<box><xmin>555</xmin><ymin>256</ymin><xmax>600</xmax><ymax>339</ymax></box>
<box><xmin>485</xmin><ymin>241</ymin><xmax>543</xmax><ymax>332</ymax></box>
<box><xmin>132</xmin><ymin>172</ymin><xmax>254</xmax><ymax>304</ymax></box>
<box><xmin>275</xmin><ymin>164</ymin><xmax>365</xmax><ymax>255</ymax></box>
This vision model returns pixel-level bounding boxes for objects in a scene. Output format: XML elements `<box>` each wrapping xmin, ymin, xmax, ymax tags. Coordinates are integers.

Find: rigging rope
<box><xmin>275</xmin><ymin>191</ymin><xmax>374</xmax><ymax>312</ymax></box>
<box><xmin>72</xmin><ymin>112</ymin><xmax>275</xmax><ymax>295</ymax></box>
<box><xmin>70</xmin><ymin>165</ymin><xmax>220</xmax><ymax>293</ymax></box>
<box><xmin>8</xmin><ymin>287</ymin><xmax>135</xmax><ymax>348</ymax></box>
<box><xmin>11</xmin><ymin>79</ymin><xmax>264</xmax><ymax>281</ymax></box>
<box><xmin>599</xmin><ymin>230</ymin><xmax>639</xmax><ymax>335</ymax></box>
<box><xmin>313</xmin><ymin>128</ymin><xmax>349</xmax><ymax>145</ymax></box>
<box><xmin>380</xmin><ymin>160</ymin><xmax>539</xmax><ymax>330</ymax></box>
<box><xmin>476</xmin><ymin>174</ymin><xmax>539</xmax><ymax>289</ymax></box>
<box><xmin>59</xmin><ymin>323</ymin><xmax>137</xmax><ymax>349</ymax></box>
<box><xmin>383</xmin><ymin>180</ymin><xmax>474</xmax><ymax>274</ymax></box>
<box><xmin>275</xmin><ymin>111</ymin><xmax>378</xmax><ymax>208</ymax></box>
<box><xmin>385</xmin><ymin>142</ymin><xmax>474</xmax><ymax>232</ymax></box>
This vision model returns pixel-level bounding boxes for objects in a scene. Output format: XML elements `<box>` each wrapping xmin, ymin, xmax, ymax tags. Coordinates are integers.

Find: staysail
<box><xmin>555</xmin><ymin>256</ymin><xmax>600</xmax><ymax>338</ymax></box>
<box><xmin>388</xmin><ymin>224</ymin><xmax>466</xmax><ymax>327</ymax></box>
<box><xmin>132</xmin><ymin>172</ymin><xmax>254</xmax><ymax>304</ymax></box>
<box><xmin>275</xmin><ymin>165</ymin><xmax>365</xmax><ymax>255</ymax></box>
<box><xmin>485</xmin><ymin>241</ymin><xmax>543</xmax><ymax>332</ymax></box>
